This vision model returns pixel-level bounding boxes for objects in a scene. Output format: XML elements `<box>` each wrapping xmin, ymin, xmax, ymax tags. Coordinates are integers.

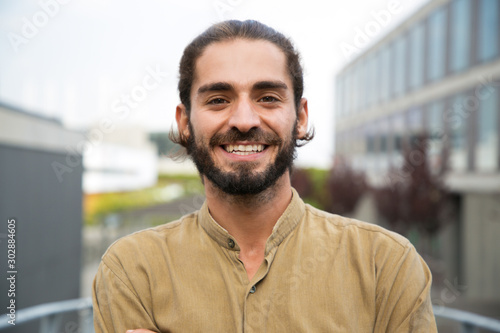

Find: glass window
<box><xmin>352</xmin><ymin>65</ymin><xmax>360</xmax><ymax>114</ymax></box>
<box><xmin>366</xmin><ymin>123</ymin><xmax>376</xmax><ymax>153</ymax></box>
<box><xmin>428</xmin><ymin>100</ymin><xmax>445</xmax><ymax>140</ymax></box>
<box><xmin>393</xmin><ymin>36</ymin><xmax>407</xmax><ymax>97</ymax></box>
<box><xmin>478</xmin><ymin>0</ymin><xmax>499</xmax><ymax>62</ymax></box>
<box><xmin>364</xmin><ymin>122</ymin><xmax>380</xmax><ymax>172</ymax></box>
<box><xmin>359</xmin><ymin>60</ymin><xmax>368</xmax><ymax>110</ymax></box>
<box><xmin>388</xmin><ymin>42</ymin><xmax>398</xmax><ymax>99</ymax></box>
<box><xmin>336</xmin><ymin>75</ymin><xmax>343</xmax><ymax>118</ymax></box>
<box><xmin>409</xmin><ymin>23</ymin><xmax>425</xmax><ymax>90</ymax></box>
<box><xmin>390</xmin><ymin>113</ymin><xmax>405</xmax><ymax>167</ymax></box>
<box><xmin>372</xmin><ymin>52</ymin><xmax>380</xmax><ymax>105</ymax></box>
<box><xmin>427</xmin><ymin>7</ymin><xmax>447</xmax><ymax>82</ymax></box>
<box><xmin>427</xmin><ymin>101</ymin><xmax>446</xmax><ymax>172</ymax></box>
<box><xmin>352</xmin><ymin>127</ymin><xmax>364</xmax><ymax>171</ymax></box>
<box><xmin>345</xmin><ymin>69</ymin><xmax>353</xmax><ymax>115</ymax></box>
<box><xmin>476</xmin><ymin>86</ymin><xmax>499</xmax><ymax>171</ymax></box>
<box><xmin>376</xmin><ymin>117</ymin><xmax>390</xmax><ymax>172</ymax></box>
<box><xmin>378</xmin><ymin>117</ymin><xmax>389</xmax><ymax>154</ymax></box>
<box><xmin>366</xmin><ymin>54</ymin><xmax>375</xmax><ymax>108</ymax></box>
<box><xmin>380</xmin><ymin>46</ymin><xmax>391</xmax><ymax>102</ymax></box>
<box><xmin>449</xmin><ymin>94</ymin><xmax>468</xmax><ymax>172</ymax></box>
<box><xmin>407</xmin><ymin>107</ymin><xmax>424</xmax><ymax>148</ymax></box>
<box><xmin>450</xmin><ymin>0</ymin><xmax>471</xmax><ymax>72</ymax></box>
<box><xmin>338</xmin><ymin>75</ymin><xmax>344</xmax><ymax>118</ymax></box>
<box><xmin>357</xmin><ymin>63</ymin><xmax>364</xmax><ymax>113</ymax></box>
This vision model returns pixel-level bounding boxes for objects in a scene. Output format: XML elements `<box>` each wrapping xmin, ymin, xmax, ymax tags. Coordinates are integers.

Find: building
<box><xmin>0</xmin><ymin>103</ymin><xmax>84</xmax><ymax>332</ymax></box>
<box><xmin>335</xmin><ymin>0</ymin><xmax>500</xmax><ymax>301</ymax></box>
<box><xmin>83</xmin><ymin>125</ymin><xmax>158</xmax><ymax>194</ymax></box>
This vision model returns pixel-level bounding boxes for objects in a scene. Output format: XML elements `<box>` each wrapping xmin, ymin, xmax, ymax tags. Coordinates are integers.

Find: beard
<box><xmin>186</xmin><ymin>124</ymin><xmax>298</xmax><ymax>195</ymax></box>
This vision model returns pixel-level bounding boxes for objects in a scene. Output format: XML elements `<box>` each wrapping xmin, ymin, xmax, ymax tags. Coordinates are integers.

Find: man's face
<box><xmin>177</xmin><ymin>39</ymin><xmax>308</xmax><ymax>195</ymax></box>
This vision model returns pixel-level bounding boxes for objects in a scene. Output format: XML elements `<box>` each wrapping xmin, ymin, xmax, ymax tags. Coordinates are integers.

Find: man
<box><xmin>92</xmin><ymin>20</ymin><xmax>437</xmax><ymax>332</ymax></box>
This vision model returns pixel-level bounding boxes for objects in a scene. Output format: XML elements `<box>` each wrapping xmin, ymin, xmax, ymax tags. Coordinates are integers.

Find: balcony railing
<box><xmin>1</xmin><ymin>299</ymin><xmax>500</xmax><ymax>332</ymax></box>
<box><xmin>0</xmin><ymin>297</ymin><xmax>93</xmax><ymax>333</ymax></box>
<box><xmin>433</xmin><ymin>305</ymin><xmax>500</xmax><ymax>333</ymax></box>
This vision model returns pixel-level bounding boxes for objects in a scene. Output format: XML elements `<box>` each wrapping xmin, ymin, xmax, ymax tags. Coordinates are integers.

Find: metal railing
<box><xmin>1</xmin><ymin>299</ymin><xmax>500</xmax><ymax>332</ymax></box>
<box><xmin>433</xmin><ymin>305</ymin><xmax>500</xmax><ymax>333</ymax></box>
<box><xmin>0</xmin><ymin>297</ymin><xmax>93</xmax><ymax>333</ymax></box>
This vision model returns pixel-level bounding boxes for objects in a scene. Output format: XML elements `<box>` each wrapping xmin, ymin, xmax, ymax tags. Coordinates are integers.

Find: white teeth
<box><xmin>224</xmin><ymin>144</ymin><xmax>265</xmax><ymax>154</ymax></box>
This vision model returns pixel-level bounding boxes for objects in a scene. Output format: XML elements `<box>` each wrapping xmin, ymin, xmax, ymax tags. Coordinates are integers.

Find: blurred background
<box><xmin>0</xmin><ymin>0</ymin><xmax>499</xmax><ymax>332</ymax></box>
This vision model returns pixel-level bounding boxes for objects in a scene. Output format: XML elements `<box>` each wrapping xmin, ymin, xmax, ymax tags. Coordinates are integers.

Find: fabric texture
<box><xmin>92</xmin><ymin>189</ymin><xmax>437</xmax><ymax>332</ymax></box>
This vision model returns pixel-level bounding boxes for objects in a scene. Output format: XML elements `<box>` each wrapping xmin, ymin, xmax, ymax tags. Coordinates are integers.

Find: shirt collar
<box><xmin>198</xmin><ymin>188</ymin><xmax>305</xmax><ymax>254</ymax></box>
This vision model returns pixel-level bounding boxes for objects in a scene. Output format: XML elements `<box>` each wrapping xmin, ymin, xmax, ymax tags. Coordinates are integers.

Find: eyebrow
<box><xmin>197</xmin><ymin>82</ymin><xmax>233</xmax><ymax>95</ymax></box>
<box><xmin>253</xmin><ymin>80</ymin><xmax>288</xmax><ymax>91</ymax></box>
<box><xmin>197</xmin><ymin>80</ymin><xmax>288</xmax><ymax>95</ymax></box>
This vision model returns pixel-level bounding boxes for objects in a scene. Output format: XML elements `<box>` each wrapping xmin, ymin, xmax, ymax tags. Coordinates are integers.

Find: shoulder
<box><xmin>301</xmin><ymin>204</ymin><xmax>429</xmax><ymax>285</ymax></box>
<box><xmin>302</xmin><ymin>203</ymin><xmax>411</xmax><ymax>252</ymax></box>
<box><xmin>101</xmin><ymin>211</ymin><xmax>199</xmax><ymax>264</ymax></box>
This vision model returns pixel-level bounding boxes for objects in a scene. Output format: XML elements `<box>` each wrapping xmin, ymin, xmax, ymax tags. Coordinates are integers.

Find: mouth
<box><xmin>222</xmin><ymin>143</ymin><xmax>267</xmax><ymax>156</ymax></box>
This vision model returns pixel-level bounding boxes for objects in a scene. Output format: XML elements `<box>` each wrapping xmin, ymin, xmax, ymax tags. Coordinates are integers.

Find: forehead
<box><xmin>192</xmin><ymin>39</ymin><xmax>290</xmax><ymax>93</ymax></box>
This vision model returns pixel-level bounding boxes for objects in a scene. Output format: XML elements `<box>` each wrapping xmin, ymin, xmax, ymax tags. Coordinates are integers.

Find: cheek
<box><xmin>190</xmin><ymin>112</ymin><xmax>226</xmax><ymax>136</ymax></box>
<box><xmin>189</xmin><ymin>118</ymin><xmax>210</xmax><ymax>140</ymax></box>
<box><xmin>262</xmin><ymin>113</ymin><xmax>297</xmax><ymax>136</ymax></box>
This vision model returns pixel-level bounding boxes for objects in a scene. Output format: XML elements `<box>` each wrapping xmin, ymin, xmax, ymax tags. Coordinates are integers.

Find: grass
<box><xmin>83</xmin><ymin>173</ymin><xmax>204</xmax><ymax>225</ymax></box>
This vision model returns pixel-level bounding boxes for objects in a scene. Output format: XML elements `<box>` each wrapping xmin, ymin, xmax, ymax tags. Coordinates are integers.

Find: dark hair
<box><xmin>170</xmin><ymin>20</ymin><xmax>314</xmax><ymax>150</ymax></box>
<box><xmin>179</xmin><ymin>19</ymin><xmax>304</xmax><ymax>112</ymax></box>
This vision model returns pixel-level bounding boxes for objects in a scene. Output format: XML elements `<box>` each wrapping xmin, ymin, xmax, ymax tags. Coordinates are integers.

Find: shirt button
<box><xmin>228</xmin><ymin>239</ymin><xmax>235</xmax><ymax>248</ymax></box>
<box><xmin>250</xmin><ymin>285</ymin><xmax>256</xmax><ymax>294</ymax></box>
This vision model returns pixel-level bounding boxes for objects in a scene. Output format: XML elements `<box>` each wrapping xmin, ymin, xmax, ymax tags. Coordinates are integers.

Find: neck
<box><xmin>204</xmin><ymin>173</ymin><xmax>293</xmax><ymax>251</ymax></box>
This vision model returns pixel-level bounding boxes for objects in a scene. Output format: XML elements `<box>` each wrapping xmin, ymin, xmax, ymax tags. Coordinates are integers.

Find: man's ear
<box><xmin>176</xmin><ymin>103</ymin><xmax>190</xmax><ymax>139</ymax></box>
<box><xmin>296</xmin><ymin>98</ymin><xmax>309</xmax><ymax>139</ymax></box>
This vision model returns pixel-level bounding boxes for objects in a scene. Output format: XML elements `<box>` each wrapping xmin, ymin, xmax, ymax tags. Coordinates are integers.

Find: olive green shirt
<box><xmin>92</xmin><ymin>189</ymin><xmax>437</xmax><ymax>332</ymax></box>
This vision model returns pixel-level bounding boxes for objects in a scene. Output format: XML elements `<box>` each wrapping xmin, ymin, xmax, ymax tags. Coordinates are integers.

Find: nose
<box><xmin>227</xmin><ymin>97</ymin><xmax>261</xmax><ymax>133</ymax></box>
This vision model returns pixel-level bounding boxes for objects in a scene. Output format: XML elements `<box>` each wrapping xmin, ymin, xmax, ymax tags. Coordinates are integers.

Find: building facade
<box><xmin>335</xmin><ymin>0</ymin><xmax>500</xmax><ymax>300</ymax></box>
<box><xmin>83</xmin><ymin>125</ymin><xmax>158</xmax><ymax>194</ymax></box>
<box><xmin>0</xmin><ymin>103</ymin><xmax>84</xmax><ymax>331</ymax></box>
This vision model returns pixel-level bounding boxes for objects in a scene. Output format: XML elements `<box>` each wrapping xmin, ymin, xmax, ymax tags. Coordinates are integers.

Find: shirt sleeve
<box><xmin>92</xmin><ymin>259</ymin><xmax>160</xmax><ymax>333</ymax></box>
<box><xmin>374</xmin><ymin>242</ymin><xmax>438</xmax><ymax>332</ymax></box>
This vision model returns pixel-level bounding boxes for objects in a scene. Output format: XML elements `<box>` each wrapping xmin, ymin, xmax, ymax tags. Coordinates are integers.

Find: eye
<box><xmin>259</xmin><ymin>96</ymin><xmax>279</xmax><ymax>103</ymax></box>
<box><xmin>207</xmin><ymin>98</ymin><xmax>228</xmax><ymax>105</ymax></box>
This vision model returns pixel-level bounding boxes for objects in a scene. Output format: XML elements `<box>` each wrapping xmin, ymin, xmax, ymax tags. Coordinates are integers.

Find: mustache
<box><xmin>209</xmin><ymin>128</ymin><xmax>283</xmax><ymax>146</ymax></box>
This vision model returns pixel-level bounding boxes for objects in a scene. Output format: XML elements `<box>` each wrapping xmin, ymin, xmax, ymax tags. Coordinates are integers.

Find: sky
<box><xmin>0</xmin><ymin>0</ymin><xmax>429</xmax><ymax>168</ymax></box>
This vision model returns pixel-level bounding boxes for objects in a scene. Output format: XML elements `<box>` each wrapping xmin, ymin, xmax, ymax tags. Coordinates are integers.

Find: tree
<box><xmin>373</xmin><ymin>133</ymin><xmax>451</xmax><ymax>240</ymax></box>
<box><xmin>325</xmin><ymin>157</ymin><xmax>367</xmax><ymax>216</ymax></box>
<box><xmin>291</xmin><ymin>168</ymin><xmax>314</xmax><ymax>198</ymax></box>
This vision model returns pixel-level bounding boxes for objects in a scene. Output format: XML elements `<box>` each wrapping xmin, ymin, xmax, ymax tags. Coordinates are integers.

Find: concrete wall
<box><xmin>463</xmin><ymin>193</ymin><xmax>500</xmax><ymax>300</ymax></box>
<box><xmin>0</xmin><ymin>105</ymin><xmax>84</xmax><ymax>331</ymax></box>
